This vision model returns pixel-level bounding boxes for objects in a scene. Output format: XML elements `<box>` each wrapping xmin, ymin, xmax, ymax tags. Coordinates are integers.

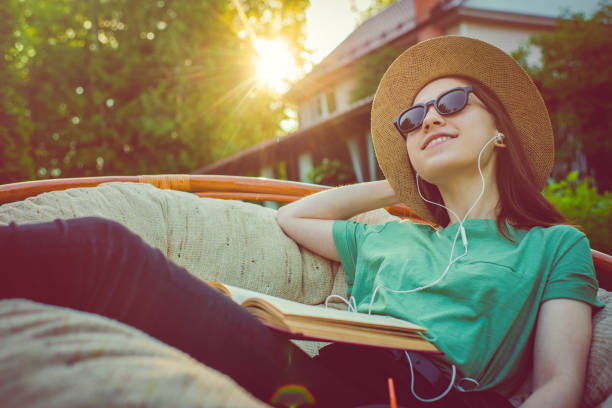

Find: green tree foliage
<box><xmin>543</xmin><ymin>172</ymin><xmax>612</xmax><ymax>254</ymax></box>
<box><xmin>349</xmin><ymin>45</ymin><xmax>402</xmax><ymax>103</ymax></box>
<box><xmin>0</xmin><ymin>0</ymin><xmax>35</xmax><ymax>184</ymax></box>
<box><xmin>0</xmin><ymin>0</ymin><xmax>308</xmax><ymax>182</ymax></box>
<box><xmin>350</xmin><ymin>0</ymin><xmax>398</xmax><ymax>22</ymax></box>
<box><xmin>513</xmin><ymin>3</ymin><xmax>612</xmax><ymax>191</ymax></box>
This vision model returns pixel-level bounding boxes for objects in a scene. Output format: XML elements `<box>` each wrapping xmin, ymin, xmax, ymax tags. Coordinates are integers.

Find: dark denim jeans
<box><xmin>0</xmin><ymin>217</ymin><xmax>512</xmax><ymax>408</ymax></box>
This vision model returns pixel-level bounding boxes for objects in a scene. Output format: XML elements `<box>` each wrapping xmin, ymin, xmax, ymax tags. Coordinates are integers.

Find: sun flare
<box><xmin>254</xmin><ymin>39</ymin><xmax>298</xmax><ymax>93</ymax></box>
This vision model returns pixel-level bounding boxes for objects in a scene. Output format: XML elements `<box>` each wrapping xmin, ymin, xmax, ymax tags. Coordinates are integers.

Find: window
<box><xmin>313</xmin><ymin>90</ymin><xmax>336</xmax><ymax>120</ymax></box>
<box><xmin>325</xmin><ymin>90</ymin><xmax>336</xmax><ymax>114</ymax></box>
<box><xmin>315</xmin><ymin>96</ymin><xmax>323</xmax><ymax>118</ymax></box>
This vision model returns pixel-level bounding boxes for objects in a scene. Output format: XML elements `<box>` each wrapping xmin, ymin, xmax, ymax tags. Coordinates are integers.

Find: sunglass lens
<box><xmin>437</xmin><ymin>89</ymin><xmax>468</xmax><ymax>114</ymax></box>
<box><xmin>398</xmin><ymin>106</ymin><xmax>425</xmax><ymax>133</ymax></box>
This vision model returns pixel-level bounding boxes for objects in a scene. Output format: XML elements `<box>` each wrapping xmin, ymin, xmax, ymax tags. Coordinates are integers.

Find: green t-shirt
<box><xmin>332</xmin><ymin>218</ymin><xmax>603</xmax><ymax>395</ymax></box>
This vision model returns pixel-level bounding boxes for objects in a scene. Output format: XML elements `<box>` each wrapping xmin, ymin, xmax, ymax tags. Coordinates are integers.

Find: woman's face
<box><xmin>404</xmin><ymin>77</ymin><xmax>499</xmax><ymax>185</ymax></box>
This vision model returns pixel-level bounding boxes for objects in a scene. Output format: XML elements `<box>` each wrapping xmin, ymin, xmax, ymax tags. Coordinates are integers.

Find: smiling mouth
<box><xmin>422</xmin><ymin>134</ymin><xmax>456</xmax><ymax>150</ymax></box>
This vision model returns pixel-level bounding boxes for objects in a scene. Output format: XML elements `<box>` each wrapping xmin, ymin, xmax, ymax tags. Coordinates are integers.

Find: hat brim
<box><xmin>371</xmin><ymin>36</ymin><xmax>553</xmax><ymax>223</ymax></box>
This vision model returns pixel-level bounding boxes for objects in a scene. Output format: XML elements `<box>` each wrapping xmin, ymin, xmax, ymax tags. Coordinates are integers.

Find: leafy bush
<box><xmin>305</xmin><ymin>159</ymin><xmax>351</xmax><ymax>186</ymax></box>
<box><xmin>543</xmin><ymin>171</ymin><xmax>612</xmax><ymax>253</ymax></box>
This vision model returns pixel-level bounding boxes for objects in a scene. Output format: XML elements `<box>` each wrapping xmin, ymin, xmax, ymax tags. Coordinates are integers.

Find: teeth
<box><xmin>425</xmin><ymin>136</ymin><xmax>452</xmax><ymax>149</ymax></box>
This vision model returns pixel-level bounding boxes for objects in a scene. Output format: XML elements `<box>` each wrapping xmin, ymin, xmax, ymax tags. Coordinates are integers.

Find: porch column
<box><xmin>346</xmin><ymin>137</ymin><xmax>364</xmax><ymax>183</ymax></box>
<box><xmin>298</xmin><ymin>152</ymin><xmax>313</xmax><ymax>182</ymax></box>
<box><xmin>366</xmin><ymin>131</ymin><xmax>377</xmax><ymax>181</ymax></box>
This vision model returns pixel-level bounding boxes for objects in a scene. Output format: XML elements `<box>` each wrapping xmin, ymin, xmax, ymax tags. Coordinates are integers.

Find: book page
<box><xmin>222</xmin><ymin>284</ymin><xmax>424</xmax><ymax>333</ymax></box>
<box><xmin>221</xmin><ymin>284</ymin><xmax>278</xmax><ymax>304</ymax></box>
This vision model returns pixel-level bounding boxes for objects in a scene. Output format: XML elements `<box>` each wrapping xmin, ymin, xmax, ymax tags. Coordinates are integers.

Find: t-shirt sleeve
<box><xmin>543</xmin><ymin>232</ymin><xmax>604</xmax><ymax>309</ymax></box>
<box><xmin>332</xmin><ymin>220</ymin><xmax>368</xmax><ymax>290</ymax></box>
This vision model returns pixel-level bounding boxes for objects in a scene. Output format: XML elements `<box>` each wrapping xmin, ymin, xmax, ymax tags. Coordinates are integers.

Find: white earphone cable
<box><xmin>367</xmin><ymin>133</ymin><xmax>500</xmax><ymax>313</ymax></box>
<box><xmin>405</xmin><ymin>351</ymin><xmax>457</xmax><ymax>402</ymax></box>
<box><xmin>324</xmin><ymin>132</ymin><xmax>503</xmax><ymax>401</ymax></box>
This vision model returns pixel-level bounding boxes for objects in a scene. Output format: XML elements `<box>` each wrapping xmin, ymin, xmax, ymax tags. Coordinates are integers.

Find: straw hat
<box><xmin>371</xmin><ymin>36</ymin><xmax>554</xmax><ymax>223</ymax></box>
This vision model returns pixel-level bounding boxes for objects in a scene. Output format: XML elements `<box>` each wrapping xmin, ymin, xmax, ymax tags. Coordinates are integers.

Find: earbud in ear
<box><xmin>494</xmin><ymin>132</ymin><xmax>506</xmax><ymax>148</ymax></box>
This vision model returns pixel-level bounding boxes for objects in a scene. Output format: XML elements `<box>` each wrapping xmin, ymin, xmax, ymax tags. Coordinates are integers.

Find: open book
<box><xmin>208</xmin><ymin>282</ymin><xmax>440</xmax><ymax>354</ymax></box>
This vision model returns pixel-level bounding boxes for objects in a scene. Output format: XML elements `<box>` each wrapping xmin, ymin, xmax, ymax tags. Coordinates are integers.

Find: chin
<box><xmin>416</xmin><ymin>152</ymin><xmax>486</xmax><ymax>184</ymax></box>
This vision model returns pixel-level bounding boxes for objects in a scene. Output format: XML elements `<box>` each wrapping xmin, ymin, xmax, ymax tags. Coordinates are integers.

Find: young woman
<box><xmin>0</xmin><ymin>36</ymin><xmax>603</xmax><ymax>407</ymax></box>
<box><xmin>276</xmin><ymin>36</ymin><xmax>603</xmax><ymax>408</ymax></box>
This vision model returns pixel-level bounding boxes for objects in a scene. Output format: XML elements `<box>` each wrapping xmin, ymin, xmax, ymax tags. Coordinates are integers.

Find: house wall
<box><xmin>446</xmin><ymin>20</ymin><xmax>543</xmax><ymax>66</ymax></box>
<box><xmin>297</xmin><ymin>76</ymin><xmax>358</xmax><ymax>129</ymax></box>
<box><xmin>299</xmin><ymin>93</ymin><xmax>328</xmax><ymax>129</ymax></box>
<box><xmin>335</xmin><ymin>77</ymin><xmax>357</xmax><ymax>113</ymax></box>
<box><xmin>297</xmin><ymin>101</ymin><xmax>314</xmax><ymax>129</ymax></box>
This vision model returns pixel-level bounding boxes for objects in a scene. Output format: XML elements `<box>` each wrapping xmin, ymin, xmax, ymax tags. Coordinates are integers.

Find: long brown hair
<box><xmin>418</xmin><ymin>78</ymin><xmax>566</xmax><ymax>240</ymax></box>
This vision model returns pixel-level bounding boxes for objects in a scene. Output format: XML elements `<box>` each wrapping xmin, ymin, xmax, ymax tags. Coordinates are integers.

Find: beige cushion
<box><xmin>596</xmin><ymin>393</ymin><xmax>612</xmax><ymax>408</ymax></box>
<box><xmin>0</xmin><ymin>182</ymin><xmax>397</xmax><ymax>304</ymax></box>
<box><xmin>585</xmin><ymin>289</ymin><xmax>612</xmax><ymax>408</ymax></box>
<box><xmin>0</xmin><ymin>182</ymin><xmax>331</xmax><ymax>303</ymax></box>
<box><xmin>0</xmin><ymin>298</ymin><xmax>267</xmax><ymax>408</ymax></box>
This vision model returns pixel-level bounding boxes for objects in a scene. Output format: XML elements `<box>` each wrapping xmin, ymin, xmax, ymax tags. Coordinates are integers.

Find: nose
<box><xmin>422</xmin><ymin>105</ymin><xmax>445</xmax><ymax>132</ymax></box>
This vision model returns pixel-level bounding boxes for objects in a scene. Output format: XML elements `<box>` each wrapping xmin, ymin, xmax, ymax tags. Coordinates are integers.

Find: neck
<box><xmin>435</xmin><ymin>165</ymin><xmax>500</xmax><ymax>225</ymax></box>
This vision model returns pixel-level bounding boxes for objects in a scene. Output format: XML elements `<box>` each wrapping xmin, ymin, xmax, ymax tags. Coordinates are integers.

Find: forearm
<box><xmin>525</xmin><ymin>299</ymin><xmax>591</xmax><ymax>408</ymax></box>
<box><xmin>520</xmin><ymin>375</ymin><xmax>583</xmax><ymax>408</ymax></box>
<box><xmin>277</xmin><ymin>180</ymin><xmax>399</xmax><ymax>221</ymax></box>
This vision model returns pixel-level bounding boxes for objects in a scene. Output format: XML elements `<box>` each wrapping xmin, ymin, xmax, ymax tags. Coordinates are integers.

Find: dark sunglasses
<box><xmin>393</xmin><ymin>85</ymin><xmax>474</xmax><ymax>139</ymax></box>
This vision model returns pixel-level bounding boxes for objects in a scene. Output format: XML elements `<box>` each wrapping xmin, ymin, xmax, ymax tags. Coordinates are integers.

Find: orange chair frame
<box><xmin>1</xmin><ymin>174</ymin><xmax>611</xmax><ymax>289</ymax></box>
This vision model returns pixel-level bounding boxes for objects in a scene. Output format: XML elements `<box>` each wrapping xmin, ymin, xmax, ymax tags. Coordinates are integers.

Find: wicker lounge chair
<box><xmin>0</xmin><ymin>175</ymin><xmax>610</xmax><ymax>407</ymax></box>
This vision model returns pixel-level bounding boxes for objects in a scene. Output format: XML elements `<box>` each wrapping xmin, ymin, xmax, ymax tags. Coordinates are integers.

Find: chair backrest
<box><xmin>1</xmin><ymin>174</ymin><xmax>611</xmax><ymax>289</ymax></box>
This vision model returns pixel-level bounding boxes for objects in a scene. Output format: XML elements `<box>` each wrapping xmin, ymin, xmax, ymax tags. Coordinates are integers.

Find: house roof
<box><xmin>286</xmin><ymin>0</ymin><xmax>460</xmax><ymax>98</ymax></box>
<box><xmin>288</xmin><ymin>0</ymin><xmax>602</xmax><ymax>97</ymax></box>
<box><xmin>302</xmin><ymin>0</ymin><xmax>417</xmax><ymax>81</ymax></box>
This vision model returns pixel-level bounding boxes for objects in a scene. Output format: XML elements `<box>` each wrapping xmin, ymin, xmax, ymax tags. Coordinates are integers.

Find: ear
<box><xmin>494</xmin><ymin>131</ymin><xmax>507</xmax><ymax>148</ymax></box>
